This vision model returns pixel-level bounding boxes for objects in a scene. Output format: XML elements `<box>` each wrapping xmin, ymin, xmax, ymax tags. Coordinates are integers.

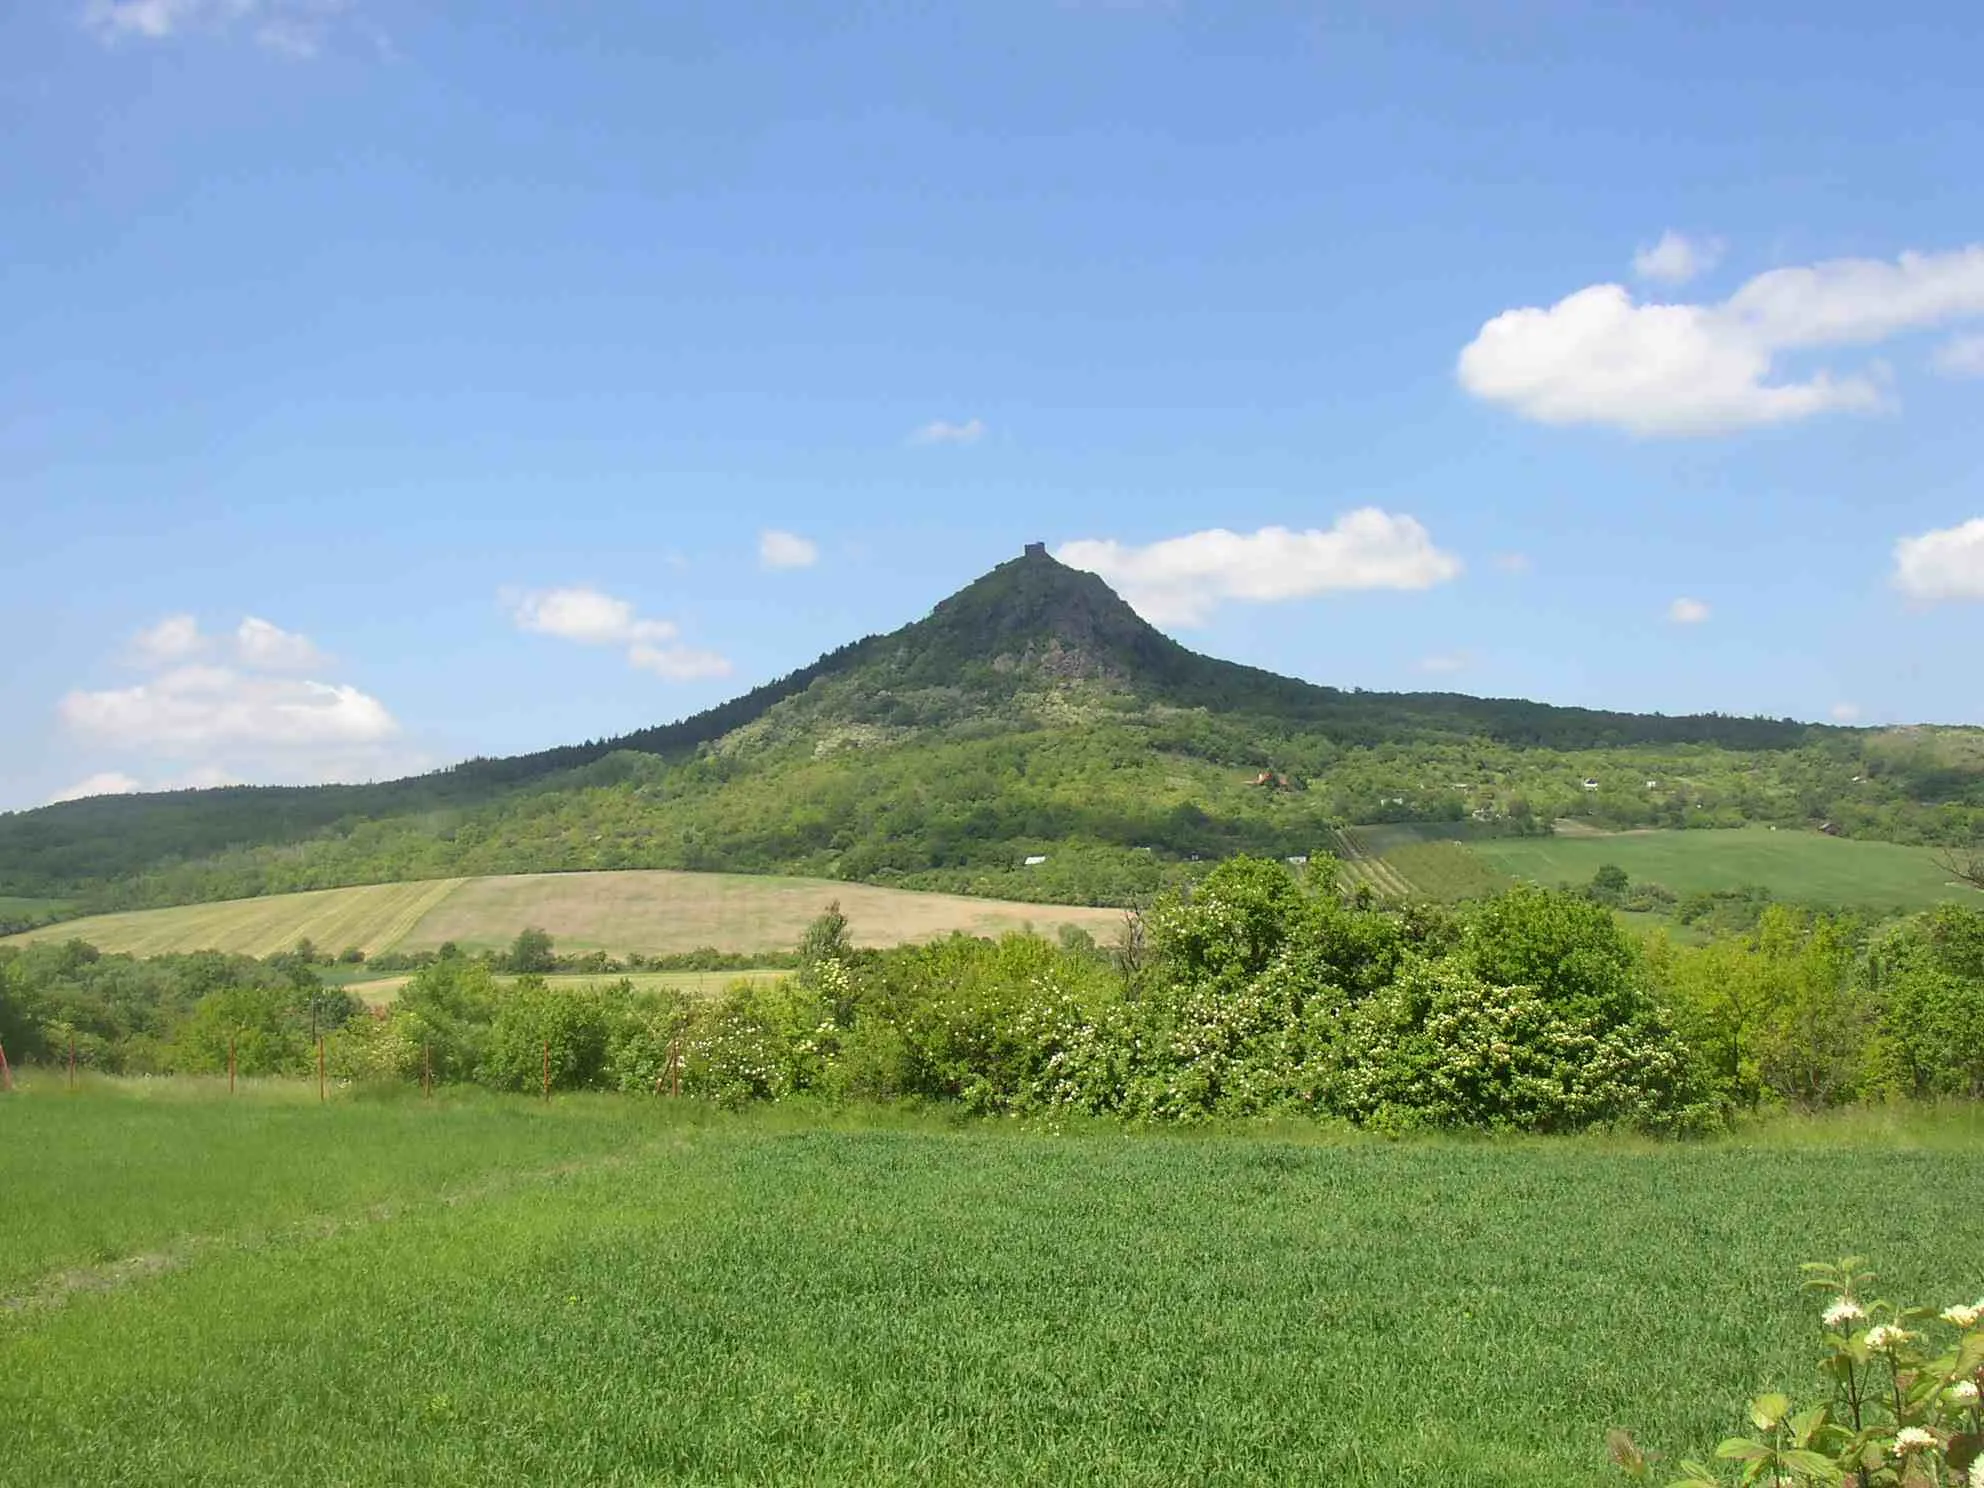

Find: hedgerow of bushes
<box><xmin>8</xmin><ymin>856</ymin><xmax>1984</xmax><ymax>1133</ymax></box>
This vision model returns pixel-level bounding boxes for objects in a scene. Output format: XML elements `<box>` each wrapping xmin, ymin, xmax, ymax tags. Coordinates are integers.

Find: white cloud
<box><xmin>235</xmin><ymin>616</ymin><xmax>325</xmax><ymax>671</ymax></box>
<box><xmin>629</xmin><ymin>644</ymin><xmax>733</xmax><ymax>682</ymax></box>
<box><xmin>758</xmin><ymin>529</ymin><xmax>819</xmax><ymax>570</ymax></box>
<box><xmin>52</xmin><ymin>616</ymin><xmax>414</xmax><ymax>795</ymax></box>
<box><xmin>1056</xmin><ymin>511</ymin><xmax>1463</xmax><ymax>627</ymax></box>
<box><xmin>507</xmin><ymin>585</ymin><xmax>729</xmax><ymax>680</ymax></box>
<box><xmin>61</xmin><ymin>666</ymin><xmax>397</xmax><ymax>750</ymax></box>
<box><xmin>910</xmin><ymin>417</ymin><xmax>987</xmax><ymax>446</ymax></box>
<box><xmin>48</xmin><ymin>772</ymin><xmax>144</xmax><ymax>805</ymax></box>
<box><xmin>1633</xmin><ymin>230</ymin><xmax>1722</xmax><ymax>286</ymax></box>
<box><xmin>132</xmin><ymin>613</ymin><xmax>205</xmax><ymax>665</ymax></box>
<box><xmin>83</xmin><ymin>0</ymin><xmax>357</xmax><ymax>55</ymax></box>
<box><xmin>1830</xmin><ymin>703</ymin><xmax>1863</xmax><ymax>723</ymax></box>
<box><xmin>1417</xmin><ymin>652</ymin><xmax>1472</xmax><ymax>675</ymax></box>
<box><xmin>1458</xmin><ymin>243</ymin><xmax>1984</xmax><ymax>435</ymax></box>
<box><xmin>1668</xmin><ymin>597</ymin><xmax>1712</xmax><ymax>624</ymax></box>
<box><xmin>1893</xmin><ymin>518</ymin><xmax>1984</xmax><ymax>602</ymax></box>
<box><xmin>508</xmin><ymin>586</ymin><xmax>676</xmax><ymax>647</ymax></box>
<box><xmin>1934</xmin><ymin>333</ymin><xmax>1984</xmax><ymax>378</ymax></box>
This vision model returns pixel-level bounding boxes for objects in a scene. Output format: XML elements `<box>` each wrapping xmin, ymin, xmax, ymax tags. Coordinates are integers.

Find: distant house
<box><xmin>1582</xmin><ymin>778</ymin><xmax>1600</xmax><ymax>791</ymax></box>
<box><xmin>1817</xmin><ymin>822</ymin><xmax>1841</xmax><ymax>837</ymax></box>
<box><xmin>1248</xmin><ymin>770</ymin><xmax>1295</xmax><ymax>790</ymax></box>
<box><xmin>1645</xmin><ymin>779</ymin><xmax>1659</xmax><ymax>789</ymax></box>
<box><xmin>1023</xmin><ymin>854</ymin><xmax>1049</xmax><ymax>867</ymax></box>
<box><xmin>1286</xmin><ymin>855</ymin><xmax>1309</xmax><ymax>866</ymax></box>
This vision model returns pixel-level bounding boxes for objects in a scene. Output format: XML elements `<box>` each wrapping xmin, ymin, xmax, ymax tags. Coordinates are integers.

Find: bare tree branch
<box><xmin>1931</xmin><ymin>846</ymin><xmax>1984</xmax><ymax>891</ymax></box>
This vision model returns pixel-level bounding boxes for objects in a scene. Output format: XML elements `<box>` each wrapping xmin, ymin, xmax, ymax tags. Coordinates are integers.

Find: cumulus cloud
<box><xmin>508</xmin><ymin>586</ymin><xmax>676</xmax><ymax>647</ymax></box>
<box><xmin>132</xmin><ymin>613</ymin><xmax>205</xmax><ymax>665</ymax></box>
<box><xmin>507</xmin><ymin>585</ymin><xmax>730</xmax><ymax>680</ymax></box>
<box><xmin>54</xmin><ymin>613</ymin><xmax>413</xmax><ymax>794</ymax></box>
<box><xmin>1056</xmin><ymin>511</ymin><xmax>1463</xmax><ymax>627</ymax></box>
<box><xmin>47</xmin><ymin>772</ymin><xmax>144</xmax><ymax>805</ymax></box>
<box><xmin>61</xmin><ymin>666</ymin><xmax>397</xmax><ymax>749</ymax></box>
<box><xmin>1893</xmin><ymin>518</ymin><xmax>1984</xmax><ymax>602</ymax></box>
<box><xmin>758</xmin><ymin>529</ymin><xmax>819</xmax><ymax>570</ymax></box>
<box><xmin>83</xmin><ymin>0</ymin><xmax>359</xmax><ymax>55</ymax></box>
<box><xmin>235</xmin><ymin>616</ymin><xmax>324</xmax><ymax>671</ymax></box>
<box><xmin>910</xmin><ymin>417</ymin><xmax>987</xmax><ymax>446</ymax></box>
<box><xmin>1634</xmin><ymin>230</ymin><xmax>1722</xmax><ymax>286</ymax></box>
<box><xmin>1831</xmin><ymin>703</ymin><xmax>1863</xmax><ymax>723</ymax></box>
<box><xmin>1934</xmin><ymin>333</ymin><xmax>1984</xmax><ymax>378</ymax></box>
<box><xmin>1459</xmin><ymin>243</ymin><xmax>1984</xmax><ymax>435</ymax></box>
<box><xmin>1668</xmin><ymin>597</ymin><xmax>1712</xmax><ymax>624</ymax></box>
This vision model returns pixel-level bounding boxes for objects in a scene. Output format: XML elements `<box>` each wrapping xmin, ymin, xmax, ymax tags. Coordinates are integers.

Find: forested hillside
<box><xmin>4</xmin><ymin>548</ymin><xmax>1981</xmax><ymax>915</ymax></box>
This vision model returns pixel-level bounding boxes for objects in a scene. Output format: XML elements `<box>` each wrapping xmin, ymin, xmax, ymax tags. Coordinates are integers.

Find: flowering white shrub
<box><xmin>1326</xmin><ymin>959</ymin><xmax>1719</xmax><ymax>1135</ymax></box>
<box><xmin>1614</xmin><ymin>1257</ymin><xmax>1984</xmax><ymax>1487</ymax></box>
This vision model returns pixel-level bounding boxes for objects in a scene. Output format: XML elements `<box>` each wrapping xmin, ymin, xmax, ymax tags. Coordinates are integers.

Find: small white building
<box><xmin>1023</xmin><ymin>855</ymin><xmax>1049</xmax><ymax>867</ymax></box>
<box><xmin>1582</xmin><ymin>778</ymin><xmax>1600</xmax><ymax>791</ymax></box>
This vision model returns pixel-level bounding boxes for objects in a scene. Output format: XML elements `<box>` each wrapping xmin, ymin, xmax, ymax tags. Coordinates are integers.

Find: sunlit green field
<box><xmin>1465</xmin><ymin>826</ymin><xmax>1978</xmax><ymax>909</ymax></box>
<box><xmin>4</xmin><ymin>1083</ymin><xmax>1982</xmax><ymax>1485</ymax></box>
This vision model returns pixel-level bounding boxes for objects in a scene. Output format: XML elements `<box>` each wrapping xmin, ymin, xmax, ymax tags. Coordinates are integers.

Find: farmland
<box><xmin>341</xmin><ymin>967</ymin><xmax>794</xmax><ymax>1008</ymax></box>
<box><xmin>1464</xmin><ymin>825</ymin><xmax>1978</xmax><ymax>910</ymax></box>
<box><xmin>3</xmin><ymin>1084</ymin><xmax>1982</xmax><ymax>1485</ymax></box>
<box><xmin>2</xmin><ymin>870</ymin><xmax>1127</xmax><ymax>960</ymax></box>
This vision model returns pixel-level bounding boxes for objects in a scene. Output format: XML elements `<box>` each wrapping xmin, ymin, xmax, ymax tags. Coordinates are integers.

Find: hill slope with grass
<box><xmin>0</xmin><ymin>869</ymin><xmax>1126</xmax><ymax>960</ymax></box>
<box><xmin>4</xmin><ymin>548</ymin><xmax>1981</xmax><ymax>917</ymax></box>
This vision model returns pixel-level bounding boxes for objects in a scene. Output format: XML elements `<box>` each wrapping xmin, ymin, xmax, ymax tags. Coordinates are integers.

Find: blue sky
<box><xmin>3</xmin><ymin>2</ymin><xmax>1982</xmax><ymax>810</ymax></box>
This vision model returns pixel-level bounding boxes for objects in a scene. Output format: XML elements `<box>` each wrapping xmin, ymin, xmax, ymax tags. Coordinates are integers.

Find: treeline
<box><xmin>9</xmin><ymin>859</ymin><xmax>1982</xmax><ymax>1131</ymax></box>
<box><xmin>13</xmin><ymin>714</ymin><xmax>1983</xmax><ymax>922</ymax></box>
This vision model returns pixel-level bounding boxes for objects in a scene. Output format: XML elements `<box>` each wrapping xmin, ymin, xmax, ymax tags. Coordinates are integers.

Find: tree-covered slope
<box><xmin>3</xmin><ymin>547</ymin><xmax>1979</xmax><ymax>910</ymax></box>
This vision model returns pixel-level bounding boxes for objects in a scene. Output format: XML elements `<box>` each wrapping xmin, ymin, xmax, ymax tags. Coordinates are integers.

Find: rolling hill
<box><xmin>3</xmin><ymin>546</ymin><xmax>1980</xmax><ymax>919</ymax></box>
<box><xmin>0</xmin><ymin>870</ymin><xmax>1126</xmax><ymax>960</ymax></box>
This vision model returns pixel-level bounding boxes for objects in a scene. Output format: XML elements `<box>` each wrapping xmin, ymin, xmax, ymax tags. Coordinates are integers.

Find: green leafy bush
<box><xmin>1615</xmin><ymin>1257</ymin><xmax>1984</xmax><ymax>1486</ymax></box>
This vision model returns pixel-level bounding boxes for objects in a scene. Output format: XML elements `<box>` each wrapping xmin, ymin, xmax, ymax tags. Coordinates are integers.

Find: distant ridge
<box><xmin>0</xmin><ymin>545</ymin><xmax>1905</xmax><ymax>904</ymax></box>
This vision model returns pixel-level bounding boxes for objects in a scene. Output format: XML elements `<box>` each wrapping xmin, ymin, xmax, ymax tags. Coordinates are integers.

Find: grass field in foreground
<box><xmin>2</xmin><ymin>869</ymin><xmax>1126</xmax><ymax>960</ymax></box>
<box><xmin>1462</xmin><ymin>826</ymin><xmax>1980</xmax><ymax>910</ymax></box>
<box><xmin>4</xmin><ymin>1087</ymin><xmax>1982</xmax><ymax>1485</ymax></box>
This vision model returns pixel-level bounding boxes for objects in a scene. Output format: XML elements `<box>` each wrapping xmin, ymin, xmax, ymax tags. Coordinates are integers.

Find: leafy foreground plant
<box><xmin>1613</xmin><ymin>1258</ymin><xmax>1984</xmax><ymax>1486</ymax></box>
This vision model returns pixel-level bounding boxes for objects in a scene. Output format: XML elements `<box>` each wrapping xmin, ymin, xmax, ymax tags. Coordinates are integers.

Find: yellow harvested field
<box><xmin>7</xmin><ymin>879</ymin><xmax>467</xmax><ymax>959</ymax></box>
<box><xmin>396</xmin><ymin>870</ymin><xmax>1125</xmax><ymax>956</ymax></box>
<box><xmin>4</xmin><ymin>870</ymin><xmax>1125</xmax><ymax>960</ymax></box>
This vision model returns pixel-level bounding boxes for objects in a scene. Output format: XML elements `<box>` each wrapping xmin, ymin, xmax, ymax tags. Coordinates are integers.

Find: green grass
<box><xmin>3</xmin><ymin>869</ymin><xmax>1124</xmax><ymax>959</ymax></box>
<box><xmin>1463</xmin><ymin>826</ymin><xmax>1980</xmax><ymax>910</ymax></box>
<box><xmin>0</xmin><ymin>894</ymin><xmax>73</xmax><ymax>918</ymax></box>
<box><xmin>5</xmin><ymin>1085</ymin><xmax>1984</xmax><ymax>1485</ymax></box>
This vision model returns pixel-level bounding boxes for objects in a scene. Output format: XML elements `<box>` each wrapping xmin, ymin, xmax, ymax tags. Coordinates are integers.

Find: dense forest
<box><xmin>4</xmin><ymin>549</ymin><xmax>1981</xmax><ymax>916</ymax></box>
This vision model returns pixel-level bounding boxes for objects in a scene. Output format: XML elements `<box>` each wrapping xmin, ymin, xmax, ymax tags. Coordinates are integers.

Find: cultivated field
<box><xmin>3</xmin><ymin>1084</ymin><xmax>1981</xmax><ymax>1485</ymax></box>
<box><xmin>2</xmin><ymin>870</ymin><xmax>1127</xmax><ymax>960</ymax></box>
<box><xmin>4</xmin><ymin>879</ymin><xmax>468</xmax><ymax>958</ymax></box>
<box><xmin>1466</xmin><ymin>825</ymin><xmax>1979</xmax><ymax>910</ymax></box>
<box><xmin>342</xmin><ymin>968</ymin><xmax>794</xmax><ymax>1008</ymax></box>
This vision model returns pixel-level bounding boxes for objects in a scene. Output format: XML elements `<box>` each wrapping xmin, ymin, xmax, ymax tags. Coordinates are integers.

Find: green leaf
<box><xmin>1788</xmin><ymin>1407</ymin><xmax>1829</xmax><ymax>1448</ymax></box>
<box><xmin>1716</xmin><ymin>1437</ymin><xmax>1771</xmax><ymax>1462</ymax></box>
<box><xmin>1778</xmin><ymin>1448</ymin><xmax>1842</xmax><ymax>1482</ymax></box>
<box><xmin>1750</xmin><ymin>1393</ymin><xmax>1792</xmax><ymax>1430</ymax></box>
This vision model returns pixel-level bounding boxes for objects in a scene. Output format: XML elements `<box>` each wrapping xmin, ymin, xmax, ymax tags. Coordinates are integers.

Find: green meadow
<box><xmin>1466</xmin><ymin>826</ymin><xmax>1977</xmax><ymax>909</ymax></box>
<box><xmin>4</xmin><ymin>1083</ymin><xmax>1983</xmax><ymax>1485</ymax></box>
